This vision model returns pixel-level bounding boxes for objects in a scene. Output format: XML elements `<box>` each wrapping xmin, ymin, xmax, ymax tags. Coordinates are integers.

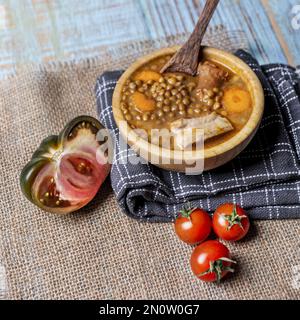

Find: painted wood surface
<box><xmin>0</xmin><ymin>0</ymin><xmax>299</xmax><ymax>78</ymax></box>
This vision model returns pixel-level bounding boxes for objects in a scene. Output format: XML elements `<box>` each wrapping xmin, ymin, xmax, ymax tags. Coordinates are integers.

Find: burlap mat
<box><xmin>0</xmin><ymin>32</ymin><xmax>300</xmax><ymax>300</ymax></box>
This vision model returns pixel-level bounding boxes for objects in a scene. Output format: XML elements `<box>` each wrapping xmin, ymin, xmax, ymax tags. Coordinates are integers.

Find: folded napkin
<box><xmin>95</xmin><ymin>50</ymin><xmax>300</xmax><ymax>222</ymax></box>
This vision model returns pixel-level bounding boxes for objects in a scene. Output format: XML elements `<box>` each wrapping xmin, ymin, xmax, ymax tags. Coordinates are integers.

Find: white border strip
<box><xmin>0</xmin><ymin>264</ymin><xmax>7</xmax><ymax>300</ymax></box>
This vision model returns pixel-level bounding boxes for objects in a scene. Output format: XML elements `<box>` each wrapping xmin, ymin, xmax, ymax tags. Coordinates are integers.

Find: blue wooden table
<box><xmin>0</xmin><ymin>0</ymin><xmax>299</xmax><ymax>79</ymax></box>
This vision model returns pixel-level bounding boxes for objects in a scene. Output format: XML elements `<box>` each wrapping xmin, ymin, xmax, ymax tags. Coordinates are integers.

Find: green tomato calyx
<box><xmin>224</xmin><ymin>205</ymin><xmax>247</xmax><ymax>231</ymax></box>
<box><xmin>198</xmin><ymin>257</ymin><xmax>237</xmax><ymax>283</ymax></box>
<box><xmin>179</xmin><ymin>205</ymin><xmax>197</xmax><ymax>218</ymax></box>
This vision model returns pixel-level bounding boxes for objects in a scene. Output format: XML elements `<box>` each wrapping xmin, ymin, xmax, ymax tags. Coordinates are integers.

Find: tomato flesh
<box><xmin>57</xmin><ymin>153</ymin><xmax>102</xmax><ymax>199</ymax></box>
<box><xmin>21</xmin><ymin>117</ymin><xmax>111</xmax><ymax>214</ymax></box>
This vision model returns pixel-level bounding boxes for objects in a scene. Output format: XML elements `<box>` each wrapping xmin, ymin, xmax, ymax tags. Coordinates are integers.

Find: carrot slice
<box><xmin>131</xmin><ymin>92</ymin><xmax>156</xmax><ymax>112</ymax></box>
<box><xmin>134</xmin><ymin>70</ymin><xmax>161</xmax><ymax>82</ymax></box>
<box><xmin>223</xmin><ymin>88</ymin><xmax>251</xmax><ymax>113</ymax></box>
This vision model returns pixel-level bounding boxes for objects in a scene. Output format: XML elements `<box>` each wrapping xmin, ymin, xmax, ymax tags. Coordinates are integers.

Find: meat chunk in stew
<box><xmin>197</xmin><ymin>61</ymin><xmax>228</xmax><ymax>90</ymax></box>
<box><xmin>171</xmin><ymin>112</ymin><xmax>234</xmax><ymax>150</ymax></box>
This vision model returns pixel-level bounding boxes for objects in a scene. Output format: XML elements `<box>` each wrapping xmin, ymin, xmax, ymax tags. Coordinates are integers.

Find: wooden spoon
<box><xmin>161</xmin><ymin>0</ymin><xmax>220</xmax><ymax>76</ymax></box>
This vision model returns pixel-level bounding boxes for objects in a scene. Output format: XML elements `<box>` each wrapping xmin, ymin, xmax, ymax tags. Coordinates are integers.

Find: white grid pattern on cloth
<box><xmin>263</xmin><ymin>64</ymin><xmax>300</xmax><ymax>159</ymax></box>
<box><xmin>95</xmin><ymin>51</ymin><xmax>300</xmax><ymax>222</ymax></box>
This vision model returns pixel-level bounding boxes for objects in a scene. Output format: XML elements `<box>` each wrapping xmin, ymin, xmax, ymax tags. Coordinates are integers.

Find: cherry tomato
<box><xmin>212</xmin><ymin>203</ymin><xmax>250</xmax><ymax>241</ymax></box>
<box><xmin>174</xmin><ymin>208</ymin><xmax>212</xmax><ymax>245</ymax></box>
<box><xmin>20</xmin><ymin>116</ymin><xmax>111</xmax><ymax>214</ymax></box>
<box><xmin>190</xmin><ymin>240</ymin><xmax>236</xmax><ymax>282</ymax></box>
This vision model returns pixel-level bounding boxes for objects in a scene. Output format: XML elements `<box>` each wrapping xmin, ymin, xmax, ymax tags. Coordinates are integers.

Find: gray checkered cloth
<box><xmin>95</xmin><ymin>50</ymin><xmax>300</xmax><ymax>222</ymax></box>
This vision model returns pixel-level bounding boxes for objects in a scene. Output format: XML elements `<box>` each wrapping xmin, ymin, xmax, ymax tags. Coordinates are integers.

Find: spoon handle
<box><xmin>161</xmin><ymin>0</ymin><xmax>220</xmax><ymax>76</ymax></box>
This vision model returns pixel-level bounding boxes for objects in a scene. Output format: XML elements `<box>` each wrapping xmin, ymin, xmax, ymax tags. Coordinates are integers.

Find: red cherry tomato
<box><xmin>190</xmin><ymin>240</ymin><xmax>236</xmax><ymax>282</ymax></box>
<box><xmin>212</xmin><ymin>203</ymin><xmax>250</xmax><ymax>241</ymax></box>
<box><xmin>174</xmin><ymin>208</ymin><xmax>212</xmax><ymax>245</ymax></box>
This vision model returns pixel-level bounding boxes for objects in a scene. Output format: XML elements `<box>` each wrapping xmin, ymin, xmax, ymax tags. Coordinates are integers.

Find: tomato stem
<box><xmin>179</xmin><ymin>203</ymin><xmax>197</xmax><ymax>218</ymax></box>
<box><xmin>52</xmin><ymin>148</ymin><xmax>63</xmax><ymax>161</ymax></box>
<box><xmin>224</xmin><ymin>204</ymin><xmax>247</xmax><ymax>231</ymax></box>
<box><xmin>198</xmin><ymin>257</ymin><xmax>237</xmax><ymax>283</ymax></box>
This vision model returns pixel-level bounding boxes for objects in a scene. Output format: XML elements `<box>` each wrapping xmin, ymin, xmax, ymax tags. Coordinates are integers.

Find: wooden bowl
<box><xmin>112</xmin><ymin>46</ymin><xmax>264</xmax><ymax>173</ymax></box>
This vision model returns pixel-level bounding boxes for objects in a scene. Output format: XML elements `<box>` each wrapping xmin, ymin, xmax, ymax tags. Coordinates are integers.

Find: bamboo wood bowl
<box><xmin>112</xmin><ymin>46</ymin><xmax>264</xmax><ymax>173</ymax></box>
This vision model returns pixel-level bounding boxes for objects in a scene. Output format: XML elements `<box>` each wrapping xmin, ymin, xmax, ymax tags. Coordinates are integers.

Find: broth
<box><xmin>120</xmin><ymin>55</ymin><xmax>253</xmax><ymax>150</ymax></box>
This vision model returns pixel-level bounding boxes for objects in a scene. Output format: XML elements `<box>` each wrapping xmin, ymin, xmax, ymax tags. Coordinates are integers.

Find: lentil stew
<box><xmin>120</xmin><ymin>54</ymin><xmax>253</xmax><ymax>150</ymax></box>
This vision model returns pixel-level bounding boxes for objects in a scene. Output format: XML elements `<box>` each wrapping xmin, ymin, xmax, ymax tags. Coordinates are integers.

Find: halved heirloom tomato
<box><xmin>20</xmin><ymin>116</ymin><xmax>111</xmax><ymax>214</ymax></box>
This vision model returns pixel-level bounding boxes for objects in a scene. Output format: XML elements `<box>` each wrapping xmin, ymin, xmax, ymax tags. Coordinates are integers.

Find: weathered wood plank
<box><xmin>0</xmin><ymin>0</ymin><xmax>298</xmax><ymax>78</ymax></box>
<box><xmin>191</xmin><ymin>0</ymin><xmax>289</xmax><ymax>64</ymax></box>
<box><xmin>264</xmin><ymin>0</ymin><xmax>300</xmax><ymax>65</ymax></box>
<box><xmin>141</xmin><ymin>0</ymin><xmax>289</xmax><ymax>64</ymax></box>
